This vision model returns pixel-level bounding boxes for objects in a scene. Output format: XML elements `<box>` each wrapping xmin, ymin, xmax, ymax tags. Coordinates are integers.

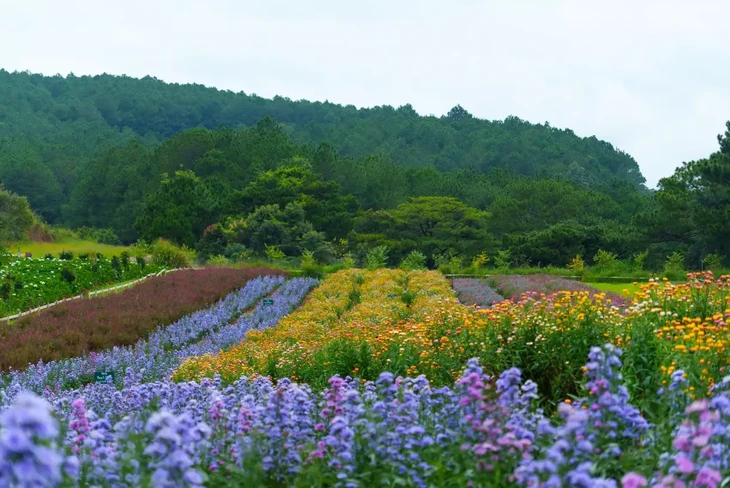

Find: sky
<box><xmin>2</xmin><ymin>0</ymin><xmax>730</xmax><ymax>187</ymax></box>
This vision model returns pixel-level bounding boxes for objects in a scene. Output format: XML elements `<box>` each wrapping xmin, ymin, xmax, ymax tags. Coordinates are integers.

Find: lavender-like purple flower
<box><xmin>0</xmin><ymin>392</ymin><xmax>69</xmax><ymax>487</ymax></box>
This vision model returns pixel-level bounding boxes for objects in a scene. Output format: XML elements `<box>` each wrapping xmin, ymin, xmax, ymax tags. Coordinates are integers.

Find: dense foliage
<box><xmin>0</xmin><ymin>71</ymin><xmax>644</xmax><ymax>224</ymax></box>
<box><xmin>0</xmin><ymin>186</ymin><xmax>35</xmax><ymax>243</ymax></box>
<box><xmin>637</xmin><ymin>121</ymin><xmax>730</xmax><ymax>267</ymax></box>
<box><xmin>3</xmin><ymin>69</ymin><xmax>730</xmax><ymax>270</ymax></box>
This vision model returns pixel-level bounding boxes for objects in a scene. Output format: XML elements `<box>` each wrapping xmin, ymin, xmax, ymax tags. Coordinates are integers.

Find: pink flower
<box><xmin>672</xmin><ymin>436</ymin><xmax>692</xmax><ymax>452</ymax></box>
<box><xmin>686</xmin><ymin>400</ymin><xmax>709</xmax><ymax>414</ymax></box>
<box><xmin>621</xmin><ymin>472</ymin><xmax>647</xmax><ymax>488</ymax></box>
<box><xmin>695</xmin><ymin>466</ymin><xmax>722</xmax><ymax>488</ymax></box>
<box><xmin>676</xmin><ymin>454</ymin><xmax>695</xmax><ymax>474</ymax></box>
<box><xmin>692</xmin><ymin>435</ymin><xmax>710</xmax><ymax>447</ymax></box>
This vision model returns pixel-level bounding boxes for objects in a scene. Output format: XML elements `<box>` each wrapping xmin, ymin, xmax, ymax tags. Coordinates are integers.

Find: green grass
<box><xmin>6</xmin><ymin>239</ymin><xmax>131</xmax><ymax>257</ymax></box>
<box><xmin>586</xmin><ymin>281</ymin><xmax>643</xmax><ymax>296</ymax></box>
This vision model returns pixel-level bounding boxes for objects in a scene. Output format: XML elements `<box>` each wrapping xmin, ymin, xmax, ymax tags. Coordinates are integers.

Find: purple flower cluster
<box><xmin>0</xmin><ymin>345</ymin><xmax>677</xmax><ymax>487</ymax></box>
<box><xmin>451</xmin><ymin>278</ymin><xmax>505</xmax><ymax>307</ymax></box>
<box><xmin>515</xmin><ymin>345</ymin><xmax>650</xmax><ymax>488</ymax></box>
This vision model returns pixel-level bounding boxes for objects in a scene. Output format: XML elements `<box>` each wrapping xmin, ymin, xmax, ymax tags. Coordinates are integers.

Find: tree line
<box><xmin>0</xmin><ymin>70</ymin><xmax>728</xmax><ymax>270</ymax></box>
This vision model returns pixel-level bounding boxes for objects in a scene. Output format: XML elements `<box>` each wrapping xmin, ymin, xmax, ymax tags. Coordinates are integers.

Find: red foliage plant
<box><xmin>0</xmin><ymin>267</ymin><xmax>285</xmax><ymax>371</ymax></box>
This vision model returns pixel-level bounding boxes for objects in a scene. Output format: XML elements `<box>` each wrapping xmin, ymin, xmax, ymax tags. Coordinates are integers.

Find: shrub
<box><xmin>593</xmin><ymin>249</ymin><xmax>618</xmax><ymax>268</ymax></box>
<box><xmin>567</xmin><ymin>254</ymin><xmax>585</xmax><ymax>273</ymax></box>
<box><xmin>493</xmin><ymin>249</ymin><xmax>511</xmax><ymax>271</ymax></box>
<box><xmin>223</xmin><ymin>243</ymin><xmax>250</xmax><ymax>262</ymax></box>
<box><xmin>341</xmin><ymin>252</ymin><xmax>356</xmax><ymax>269</ymax></box>
<box><xmin>59</xmin><ymin>250</ymin><xmax>74</xmax><ymax>260</ymax></box>
<box><xmin>702</xmin><ymin>253</ymin><xmax>722</xmax><ymax>271</ymax></box>
<box><xmin>471</xmin><ymin>252</ymin><xmax>489</xmax><ymax>269</ymax></box>
<box><xmin>632</xmin><ymin>250</ymin><xmax>649</xmax><ymax>271</ymax></box>
<box><xmin>365</xmin><ymin>246</ymin><xmax>389</xmax><ymax>270</ymax></box>
<box><xmin>207</xmin><ymin>255</ymin><xmax>229</xmax><ymax>266</ymax></box>
<box><xmin>400</xmin><ymin>251</ymin><xmax>427</xmax><ymax>271</ymax></box>
<box><xmin>264</xmin><ymin>245</ymin><xmax>286</xmax><ymax>263</ymax></box>
<box><xmin>60</xmin><ymin>268</ymin><xmax>76</xmax><ymax>285</ymax></box>
<box><xmin>110</xmin><ymin>255</ymin><xmax>122</xmax><ymax>276</ymax></box>
<box><xmin>95</xmin><ymin>228</ymin><xmax>121</xmax><ymax>245</ymax></box>
<box><xmin>664</xmin><ymin>251</ymin><xmax>685</xmax><ymax>276</ymax></box>
<box><xmin>151</xmin><ymin>239</ymin><xmax>192</xmax><ymax>269</ymax></box>
<box><xmin>120</xmin><ymin>251</ymin><xmax>130</xmax><ymax>270</ymax></box>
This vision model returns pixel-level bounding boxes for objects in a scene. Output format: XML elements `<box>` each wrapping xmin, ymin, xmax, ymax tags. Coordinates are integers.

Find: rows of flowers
<box><xmin>1</xmin><ymin>344</ymin><xmax>729</xmax><ymax>486</ymax></box>
<box><xmin>1</xmin><ymin>276</ymin><xmax>318</xmax><ymax>393</ymax></box>
<box><xmin>175</xmin><ymin>270</ymin><xmax>730</xmax><ymax>411</ymax></box>
<box><xmin>0</xmin><ymin>252</ymin><xmax>164</xmax><ymax>317</ymax></box>
<box><xmin>0</xmin><ymin>267</ymin><xmax>285</xmax><ymax>371</ymax></box>
<box><xmin>172</xmin><ymin>269</ymin><xmax>460</xmax><ymax>385</ymax></box>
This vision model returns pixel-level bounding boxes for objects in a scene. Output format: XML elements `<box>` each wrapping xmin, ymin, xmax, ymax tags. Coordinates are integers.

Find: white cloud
<box><xmin>2</xmin><ymin>0</ymin><xmax>729</xmax><ymax>186</ymax></box>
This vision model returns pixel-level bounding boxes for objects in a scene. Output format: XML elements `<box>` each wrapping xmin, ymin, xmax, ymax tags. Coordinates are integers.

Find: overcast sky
<box><xmin>2</xmin><ymin>0</ymin><xmax>729</xmax><ymax>187</ymax></box>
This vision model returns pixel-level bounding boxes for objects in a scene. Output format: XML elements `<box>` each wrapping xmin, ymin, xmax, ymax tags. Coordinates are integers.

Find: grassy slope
<box><xmin>7</xmin><ymin>240</ymin><xmax>130</xmax><ymax>257</ymax></box>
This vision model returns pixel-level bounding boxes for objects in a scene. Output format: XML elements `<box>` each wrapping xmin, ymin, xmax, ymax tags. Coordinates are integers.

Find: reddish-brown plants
<box><xmin>0</xmin><ymin>267</ymin><xmax>285</xmax><ymax>371</ymax></box>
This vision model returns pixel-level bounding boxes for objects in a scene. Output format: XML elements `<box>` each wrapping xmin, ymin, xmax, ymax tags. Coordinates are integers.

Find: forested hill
<box><xmin>0</xmin><ymin>70</ymin><xmax>646</xmax><ymax>194</ymax></box>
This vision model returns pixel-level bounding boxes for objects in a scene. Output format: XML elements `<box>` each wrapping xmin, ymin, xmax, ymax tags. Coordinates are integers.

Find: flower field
<box><xmin>0</xmin><ymin>267</ymin><xmax>285</xmax><ymax>371</ymax></box>
<box><xmin>0</xmin><ymin>252</ymin><xmax>165</xmax><ymax>317</ymax></box>
<box><xmin>2</xmin><ymin>269</ymin><xmax>730</xmax><ymax>486</ymax></box>
<box><xmin>487</xmin><ymin>273</ymin><xmax>629</xmax><ymax>305</ymax></box>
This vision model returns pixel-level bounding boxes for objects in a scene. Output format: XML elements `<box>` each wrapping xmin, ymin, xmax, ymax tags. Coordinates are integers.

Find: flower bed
<box><xmin>0</xmin><ymin>267</ymin><xmax>286</xmax><ymax>371</ymax></box>
<box><xmin>1</xmin><ymin>276</ymin><xmax>317</xmax><ymax>392</ymax></box>
<box><xmin>451</xmin><ymin>277</ymin><xmax>505</xmax><ymax>307</ymax></box>
<box><xmin>172</xmin><ymin>269</ymin><xmax>461</xmax><ymax>385</ymax></box>
<box><xmin>1</xmin><ymin>345</ymin><xmax>729</xmax><ymax>487</ymax></box>
<box><xmin>488</xmin><ymin>273</ymin><xmax>628</xmax><ymax>305</ymax></box>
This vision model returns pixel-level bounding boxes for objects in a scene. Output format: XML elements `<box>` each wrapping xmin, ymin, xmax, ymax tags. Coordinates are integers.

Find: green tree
<box><xmin>638</xmin><ymin>121</ymin><xmax>730</xmax><ymax>266</ymax></box>
<box><xmin>0</xmin><ymin>186</ymin><xmax>35</xmax><ymax>243</ymax></box>
<box><xmin>134</xmin><ymin>170</ymin><xmax>218</xmax><ymax>247</ymax></box>
<box><xmin>359</xmin><ymin>196</ymin><xmax>494</xmax><ymax>261</ymax></box>
<box><xmin>238</xmin><ymin>160</ymin><xmax>359</xmax><ymax>239</ymax></box>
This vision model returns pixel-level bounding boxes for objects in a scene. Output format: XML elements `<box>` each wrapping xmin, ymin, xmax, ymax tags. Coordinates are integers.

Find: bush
<box><xmin>365</xmin><ymin>246</ymin><xmax>389</xmax><ymax>270</ymax></box>
<box><xmin>632</xmin><ymin>250</ymin><xmax>649</xmax><ymax>271</ymax></box>
<box><xmin>567</xmin><ymin>255</ymin><xmax>585</xmax><ymax>273</ymax></box>
<box><xmin>95</xmin><ymin>228</ymin><xmax>121</xmax><ymax>245</ymax></box>
<box><xmin>59</xmin><ymin>250</ymin><xmax>74</xmax><ymax>261</ymax></box>
<box><xmin>223</xmin><ymin>243</ymin><xmax>250</xmax><ymax>262</ymax></box>
<box><xmin>703</xmin><ymin>253</ymin><xmax>722</xmax><ymax>271</ymax></box>
<box><xmin>76</xmin><ymin>227</ymin><xmax>122</xmax><ymax>245</ymax></box>
<box><xmin>264</xmin><ymin>245</ymin><xmax>286</xmax><ymax>263</ymax></box>
<box><xmin>471</xmin><ymin>252</ymin><xmax>489</xmax><ymax>269</ymax></box>
<box><xmin>493</xmin><ymin>249</ymin><xmax>511</xmax><ymax>271</ymax></box>
<box><xmin>151</xmin><ymin>239</ymin><xmax>193</xmax><ymax>269</ymax></box>
<box><xmin>400</xmin><ymin>251</ymin><xmax>427</xmax><ymax>271</ymax></box>
<box><xmin>593</xmin><ymin>249</ymin><xmax>618</xmax><ymax>268</ymax></box>
<box><xmin>207</xmin><ymin>255</ymin><xmax>230</xmax><ymax>266</ymax></box>
<box><xmin>664</xmin><ymin>251</ymin><xmax>685</xmax><ymax>276</ymax></box>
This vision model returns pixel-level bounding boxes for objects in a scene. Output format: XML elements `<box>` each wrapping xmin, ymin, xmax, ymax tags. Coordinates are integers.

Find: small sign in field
<box><xmin>263</xmin><ymin>299</ymin><xmax>274</xmax><ymax>307</ymax></box>
<box><xmin>94</xmin><ymin>371</ymin><xmax>116</xmax><ymax>383</ymax></box>
<box><xmin>387</xmin><ymin>294</ymin><xmax>397</xmax><ymax>299</ymax></box>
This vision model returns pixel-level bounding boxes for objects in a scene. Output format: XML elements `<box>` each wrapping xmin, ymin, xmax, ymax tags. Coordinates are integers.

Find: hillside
<box><xmin>0</xmin><ymin>70</ymin><xmax>646</xmax><ymax>223</ymax></box>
